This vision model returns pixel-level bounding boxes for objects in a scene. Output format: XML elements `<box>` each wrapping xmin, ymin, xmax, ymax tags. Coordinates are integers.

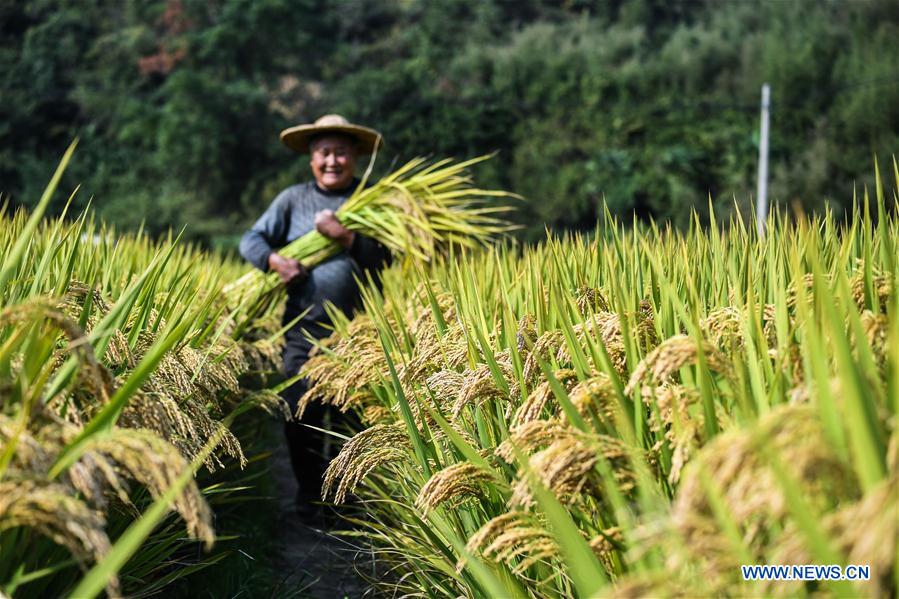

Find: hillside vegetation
<box><xmin>2</xmin><ymin>0</ymin><xmax>898</xmax><ymax>242</ymax></box>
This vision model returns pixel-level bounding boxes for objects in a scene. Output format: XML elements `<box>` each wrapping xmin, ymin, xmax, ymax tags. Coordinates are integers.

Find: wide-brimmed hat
<box><xmin>279</xmin><ymin>114</ymin><xmax>383</xmax><ymax>155</ymax></box>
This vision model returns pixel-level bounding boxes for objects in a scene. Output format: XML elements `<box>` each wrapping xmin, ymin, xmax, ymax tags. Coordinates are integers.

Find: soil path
<box><xmin>267</xmin><ymin>420</ymin><xmax>377</xmax><ymax>598</ymax></box>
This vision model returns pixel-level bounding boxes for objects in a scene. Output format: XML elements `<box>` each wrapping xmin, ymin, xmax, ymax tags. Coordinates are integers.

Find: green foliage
<box><xmin>1</xmin><ymin>0</ymin><xmax>898</xmax><ymax>243</ymax></box>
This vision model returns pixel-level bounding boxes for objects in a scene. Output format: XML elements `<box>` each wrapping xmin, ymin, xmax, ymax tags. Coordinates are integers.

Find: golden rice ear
<box><xmin>322</xmin><ymin>423</ymin><xmax>412</xmax><ymax>504</ymax></box>
<box><xmin>766</xmin><ymin>474</ymin><xmax>897</xmax><ymax>598</ymax></box>
<box><xmin>0</xmin><ymin>301</ymin><xmax>116</xmax><ymax>404</ymax></box>
<box><xmin>240</xmin><ymin>389</ymin><xmax>292</xmax><ymax>420</ymax></box>
<box><xmin>199</xmin><ymin>328</ymin><xmax>250</xmax><ymax>377</ymax></box>
<box><xmin>858</xmin><ymin>310</ymin><xmax>890</xmax><ymax>372</ymax></box>
<box><xmin>57</xmin><ymin>282</ymin><xmax>130</xmax><ymax>369</ymax></box>
<box><xmin>670</xmin><ymin>405</ymin><xmax>859</xmax><ymax>583</ymax></box>
<box><xmin>0</xmin><ymin>414</ymin><xmax>55</xmax><ymax>475</ymax></box>
<box><xmin>510</xmin><ymin>434</ymin><xmax>634</xmax><ymax>509</ymax></box>
<box><xmin>512</xmin><ymin>368</ymin><xmax>579</xmax><ymax>427</ymax></box>
<box><xmin>68</xmin><ymin>450</ymin><xmax>133</xmax><ymax>511</ymax></box>
<box><xmin>647</xmin><ymin>384</ymin><xmax>704</xmax><ymax>484</ymax></box>
<box><xmin>415</xmin><ymin>462</ymin><xmax>496</xmax><ymax>514</ymax></box>
<box><xmin>74</xmin><ymin>428</ymin><xmax>215</xmax><ymax>548</ymax></box>
<box><xmin>241</xmin><ymin>337</ymin><xmax>281</xmax><ymax>372</ymax></box>
<box><xmin>176</xmin><ymin>342</ymin><xmax>241</xmax><ymax>399</ymax></box>
<box><xmin>61</xmin><ymin>280</ymin><xmax>112</xmax><ymax>317</ymax></box>
<box><xmin>588</xmin><ymin>526</ymin><xmax>623</xmax><ymax>571</ymax></box>
<box><xmin>515</xmin><ymin>313</ymin><xmax>537</xmax><ymax>353</ymax></box>
<box><xmin>401</xmin><ymin>294</ymin><xmax>462</xmax><ymax>382</ymax></box>
<box><xmin>785</xmin><ymin>272</ymin><xmax>818</xmax><ymax>308</ymax></box>
<box><xmin>119</xmin><ymin>384</ymin><xmax>246</xmax><ymax>472</ymax></box>
<box><xmin>300</xmin><ymin>314</ymin><xmax>391</xmax><ymax>417</ymax></box>
<box><xmin>521</xmin><ymin>330</ymin><xmax>566</xmax><ymax>383</ymax></box>
<box><xmin>360</xmin><ymin>404</ymin><xmax>392</xmax><ymax>425</ymax></box>
<box><xmin>568</xmin><ymin>373</ymin><xmax>618</xmax><ymax>424</ymax></box>
<box><xmin>297</xmin><ymin>353</ymin><xmax>346</xmax><ymax>418</ymax></box>
<box><xmin>0</xmin><ymin>480</ymin><xmax>118</xmax><ymax>594</ymax></box>
<box><xmin>700</xmin><ymin>306</ymin><xmax>743</xmax><ymax>350</ymax></box>
<box><xmin>450</xmin><ymin>363</ymin><xmax>512</xmax><ymax>421</ymax></box>
<box><xmin>462</xmin><ymin>511</ymin><xmax>558</xmax><ymax>575</ymax></box>
<box><xmin>425</xmin><ymin>369</ymin><xmax>466</xmax><ymax>407</ymax></box>
<box><xmin>624</xmin><ymin>335</ymin><xmax>733</xmax><ymax>396</ymax></box>
<box><xmin>849</xmin><ymin>269</ymin><xmax>894</xmax><ymax>312</ymax></box>
<box><xmin>574</xmin><ymin>285</ymin><xmax>611</xmax><ymax>315</ymax></box>
<box><xmin>701</xmin><ymin>304</ymin><xmax>794</xmax><ymax>361</ymax></box>
<box><xmin>496</xmin><ymin>419</ymin><xmax>573</xmax><ymax>462</ymax></box>
<box><xmin>511</xmin><ymin>381</ymin><xmax>555</xmax><ymax>428</ymax></box>
<box><xmin>573</xmin><ymin>308</ymin><xmax>658</xmax><ymax>374</ymax></box>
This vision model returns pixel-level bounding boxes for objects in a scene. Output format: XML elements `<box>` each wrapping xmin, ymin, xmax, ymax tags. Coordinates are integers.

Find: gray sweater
<box><xmin>239</xmin><ymin>179</ymin><xmax>390</xmax><ymax>361</ymax></box>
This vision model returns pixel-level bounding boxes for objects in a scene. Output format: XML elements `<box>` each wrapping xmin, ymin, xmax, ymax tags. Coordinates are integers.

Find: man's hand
<box><xmin>314</xmin><ymin>209</ymin><xmax>355</xmax><ymax>249</ymax></box>
<box><xmin>267</xmin><ymin>253</ymin><xmax>309</xmax><ymax>286</ymax></box>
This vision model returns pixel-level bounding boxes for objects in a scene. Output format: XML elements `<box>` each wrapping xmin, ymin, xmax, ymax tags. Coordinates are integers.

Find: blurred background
<box><xmin>2</xmin><ymin>0</ymin><xmax>898</xmax><ymax>247</ymax></box>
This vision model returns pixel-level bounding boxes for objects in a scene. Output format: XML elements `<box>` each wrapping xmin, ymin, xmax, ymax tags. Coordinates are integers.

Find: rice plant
<box><xmin>300</xmin><ymin>161</ymin><xmax>899</xmax><ymax>597</ymax></box>
<box><xmin>0</xmin><ymin>146</ymin><xmax>285</xmax><ymax>597</ymax></box>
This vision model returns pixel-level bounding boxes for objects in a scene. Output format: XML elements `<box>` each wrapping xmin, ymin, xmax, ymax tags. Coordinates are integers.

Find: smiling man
<box><xmin>239</xmin><ymin>114</ymin><xmax>391</xmax><ymax>507</ymax></box>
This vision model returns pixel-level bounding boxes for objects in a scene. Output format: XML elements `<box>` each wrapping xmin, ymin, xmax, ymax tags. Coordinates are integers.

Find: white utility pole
<box><xmin>756</xmin><ymin>83</ymin><xmax>771</xmax><ymax>238</ymax></box>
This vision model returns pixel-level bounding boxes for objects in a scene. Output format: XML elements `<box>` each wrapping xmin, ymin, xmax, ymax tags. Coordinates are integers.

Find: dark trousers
<box><xmin>280</xmin><ymin>345</ymin><xmax>361</xmax><ymax>498</ymax></box>
<box><xmin>280</xmin><ymin>371</ymin><xmax>330</xmax><ymax>498</ymax></box>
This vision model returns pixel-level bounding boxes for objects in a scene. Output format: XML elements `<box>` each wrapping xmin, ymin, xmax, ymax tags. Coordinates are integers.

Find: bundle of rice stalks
<box><xmin>223</xmin><ymin>155</ymin><xmax>516</xmax><ymax>313</ymax></box>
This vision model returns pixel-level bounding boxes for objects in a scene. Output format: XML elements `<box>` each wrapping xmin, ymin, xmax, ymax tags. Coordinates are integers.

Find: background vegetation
<box><xmin>3</xmin><ymin>0</ymin><xmax>898</xmax><ymax>244</ymax></box>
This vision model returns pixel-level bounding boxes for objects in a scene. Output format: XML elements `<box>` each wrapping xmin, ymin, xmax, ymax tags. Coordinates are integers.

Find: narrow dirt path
<box><xmin>266</xmin><ymin>420</ymin><xmax>377</xmax><ymax>598</ymax></box>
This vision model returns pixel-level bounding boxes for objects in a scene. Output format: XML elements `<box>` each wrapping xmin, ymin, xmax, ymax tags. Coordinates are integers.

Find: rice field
<box><xmin>2</xmin><ymin>146</ymin><xmax>897</xmax><ymax>598</ymax></box>
<box><xmin>298</xmin><ymin>162</ymin><xmax>899</xmax><ymax>597</ymax></box>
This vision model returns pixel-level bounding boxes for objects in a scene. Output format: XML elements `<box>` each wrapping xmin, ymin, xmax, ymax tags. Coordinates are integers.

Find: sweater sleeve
<box><xmin>239</xmin><ymin>190</ymin><xmax>292</xmax><ymax>272</ymax></box>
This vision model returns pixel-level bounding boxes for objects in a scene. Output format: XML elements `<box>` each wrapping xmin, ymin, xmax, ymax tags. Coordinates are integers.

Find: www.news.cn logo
<box><xmin>741</xmin><ymin>564</ymin><xmax>870</xmax><ymax>581</ymax></box>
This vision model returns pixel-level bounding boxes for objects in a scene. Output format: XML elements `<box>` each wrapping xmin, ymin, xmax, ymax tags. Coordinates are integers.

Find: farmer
<box><xmin>239</xmin><ymin>114</ymin><xmax>391</xmax><ymax>505</ymax></box>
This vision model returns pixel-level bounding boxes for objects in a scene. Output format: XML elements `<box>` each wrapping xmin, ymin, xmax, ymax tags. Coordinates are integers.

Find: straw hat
<box><xmin>279</xmin><ymin>114</ymin><xmax>383</xmax><ymax>155</ymax></box>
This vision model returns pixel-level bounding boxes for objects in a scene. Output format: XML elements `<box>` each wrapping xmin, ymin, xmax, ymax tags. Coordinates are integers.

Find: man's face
<box><xmin>310</xmin><ymin>135</ymin><xmax>358</xmax><ymax>191</ymax></box>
